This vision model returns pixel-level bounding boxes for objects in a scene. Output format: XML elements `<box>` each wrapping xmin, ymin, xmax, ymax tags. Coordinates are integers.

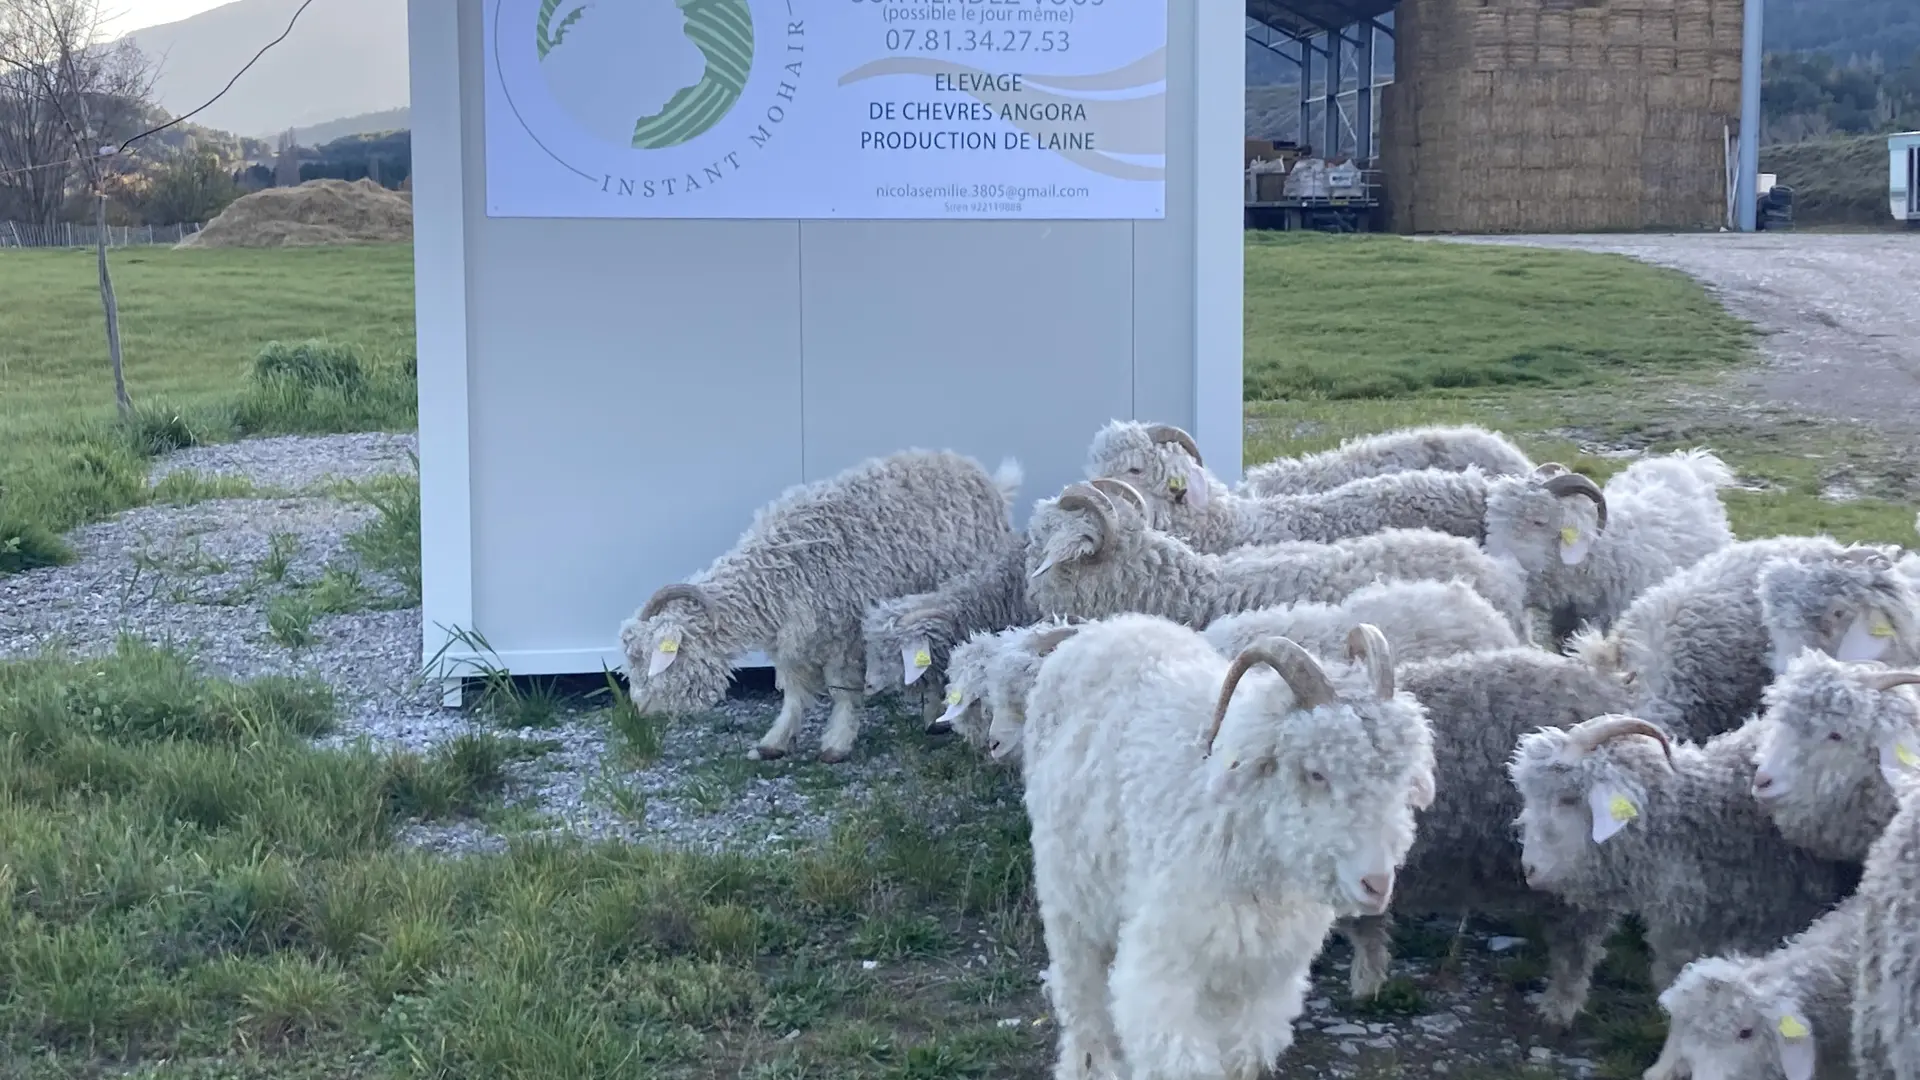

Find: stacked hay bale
<box><xmin>178</xmin><ymin>178</ymin><xmax>413</xmax><ymax>249</ymax></box>
<box><xmin>1381</xmin><ymin>0</ymin><xmax>1743</xmax><ymax>233</ymax></box>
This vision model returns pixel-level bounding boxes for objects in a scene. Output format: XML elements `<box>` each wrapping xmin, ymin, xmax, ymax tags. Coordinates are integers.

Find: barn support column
<box><xmin>1325</xmin><ymin>30</ymin><xmax>1342</xmax><ymax>157</ymax></box>
<box><xmin>1299</xmin><ymin>35</ymin><xmax>1313</xmax><ymax>150</ymax></box>
<box><xmin>1356</xmin><ymin>21</ymin><xmax>1375</xmax><ymax>163</ymax></box>
<box><xmin>1736</xmin><ymin>0</ymin><xmax>1763</xmax><ymax>230</ymax></box>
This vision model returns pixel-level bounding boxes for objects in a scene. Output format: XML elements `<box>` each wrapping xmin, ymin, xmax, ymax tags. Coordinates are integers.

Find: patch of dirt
<box><xmin>1442</xmin><ymin>233</ymin><xmax>1920</xmax><ymax>456</ymax></box>
<box><xmin>179</xmin><ymin>178</ymin><xmax>412</xmax><ymax>249</ymax></box>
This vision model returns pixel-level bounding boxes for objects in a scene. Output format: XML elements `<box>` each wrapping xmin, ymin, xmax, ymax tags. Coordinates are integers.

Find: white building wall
<box><xmin>408</xmin><ymin>0</ymin><xmax>1244</xmax><ymax>677</ymax></box>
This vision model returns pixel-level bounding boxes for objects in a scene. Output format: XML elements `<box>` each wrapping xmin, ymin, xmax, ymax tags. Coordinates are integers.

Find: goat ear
<box><xmin>1408</xmin><ymin>767</ymin><xmax>1436</xmax><ymax>811</ymax></box>
<box><xmin>927</xmin><ymin>687</ymin><xmax>966</xmax><ymax>734</ymax></box>
<box><xmin>901</xmin><ymin>638</ymin><xmax>933</xmax><ymax>686</ymax></box>
<box><xmin>1879</xmin><ymin>734</ymin><xmax>1920</xmax><ymax>788</ymax></box>
<box><xmin>647</xmin><ymin>636</ymin><xmax>681</xmax><ymax>677</ymax></box>
<box><xmin>1768</xmin><ymin>1007</ymin><xmax>1815</xmax><ymax>1080</ymax></box>
<box><xmin>1185</xmin><ymin>461</ymin><xmax>1210</xmax><ymax>509</ymax></box>
<box><xmin>1586</xmin><ymin>782</ymin><xmax>1639</xmax><ymax>843</ymax></box>
<box><xmin>1558</xmin><ymin>521</ymin><xmax>1594</xmax><ymax>566</ymax></box>
<box><xmin>1836</xmin><ymin>610</ymin><xmax>1897</xmax><ymax>662</ymax></box>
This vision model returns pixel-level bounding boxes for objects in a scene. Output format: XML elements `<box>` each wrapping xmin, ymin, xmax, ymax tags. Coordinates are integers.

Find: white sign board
<box><xmin>481</xmin><ymin>0</ymin><xmax>1167</xmax><ymax>219</ymax></box>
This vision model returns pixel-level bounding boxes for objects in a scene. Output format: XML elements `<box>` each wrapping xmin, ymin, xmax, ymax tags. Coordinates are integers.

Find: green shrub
<box><xmin>253</xmin><ymin>340</ymin><xmax>367</xmax><ymax>392</ymax></box>
<box><xmin>0</xmin><ymin>515</ymin><xmax>69</xmax><ymax>573</ymax></box>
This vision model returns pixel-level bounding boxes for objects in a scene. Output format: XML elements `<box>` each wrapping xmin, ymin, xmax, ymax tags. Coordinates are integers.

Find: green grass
<box><xmin>0</xmin><ymin>245</ymin><xmax>413</xmax><ymax>423</ymax></box>
<box><xmin>0</xmin><ymin>245</ymin><xmax>415</xmax><ymax>576</ymax></box>
<box><xmin>0</xmin><ymin>639</ymin><xmax>1047</xmax><ymax>1080</ymax></box>
<box><xmin>7</xmin><ymin>233</ymin><xmax>1920</xmax><ymax>1077</ymax></box>
<box><xmin>1242</xmin><ymin>233</ymin><xmax>1754</xmax><ymax>401</ymax></box>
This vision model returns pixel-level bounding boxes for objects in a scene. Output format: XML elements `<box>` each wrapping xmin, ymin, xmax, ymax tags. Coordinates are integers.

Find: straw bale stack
<box><xmin>1382</xmin><ymin>0</ymin><xmax>1742</xmax><ymax>233</ymax></box>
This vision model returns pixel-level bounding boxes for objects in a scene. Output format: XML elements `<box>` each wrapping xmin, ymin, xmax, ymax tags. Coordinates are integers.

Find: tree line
<box><xmin>1762</xmin><ymin>49</ymin><xmax>1920</xmax><ymax>143</ymax></box>
<box><xmin>0</xmin><ymin>0</ymin><xmax>408</xmax><ymax>229</ymax></box>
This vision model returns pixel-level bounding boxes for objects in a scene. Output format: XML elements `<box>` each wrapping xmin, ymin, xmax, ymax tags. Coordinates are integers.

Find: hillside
<box><xmin>1766</xmin><ymin>0</ymin><xmax>1920</xmax><ymax>63</ymax></box>
<box><xmin>291</xmin><ymin>108</ymin><xmax>412</xmax><ymax>148</ymax></box>
<box><xmin>1761</xmin><ymin>135</ymin><xmax>1900</xmax><ymax>226</ymax></box>
<box><xmin>120</xmin><ymin>0</ymin><xmax>407</xmax><ymax>138</ymax></box>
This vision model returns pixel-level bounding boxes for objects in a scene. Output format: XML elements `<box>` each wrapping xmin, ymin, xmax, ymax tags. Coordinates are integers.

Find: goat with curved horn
<box><xmin>1204</xmin><ymin>636</ymin><xmax>1337</xmax><ymax>755</ymax></box>
<box><xmin>1867</xmin><ymin>671</ymin><xmax>1920</xmax><ymax>693</ymax></box>
<box><xmin>1566</xmin><ymin>715</ymin><xmax>1674</xmax><ymax>768</ymax></box>
<box><xmin>1543</xmin><ymin>472</ymin><xmax>1609</xmax><ymax>531</ymax></box>
<box><xmin>1030</xmin><ymin>625</ymin><xmax>1082</xmax><ymax>658</ymax></box>
<box><xmin>1347</xmin><ymin>623</ymin><xmax>1395</xmax><ymax>701</ymax></box>
<box><xmin>1029</xmin><ymin>483</ymin><xmax>1118</xmax><ymax>580</ymax></box>
<box><xmin>1146</xmin><ymin>423</ymin><xmax>1203</xmax><ymax>466</ymax></box>
<box><xmin>641</xmin><ymin>583</ymin><xmax>714</xmax><ymax>620</ymax></box>
<box><xmin>1087</xmin><ymin>477</ymin><xmax>1149</xmax><ymax>514</ymax></box>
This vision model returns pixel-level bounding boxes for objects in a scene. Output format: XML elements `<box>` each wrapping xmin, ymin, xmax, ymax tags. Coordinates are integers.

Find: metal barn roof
<box><xmin>1246</xmin><ymin>0</ymin><xmax>1399</xmax><ymax>37</ymax></box>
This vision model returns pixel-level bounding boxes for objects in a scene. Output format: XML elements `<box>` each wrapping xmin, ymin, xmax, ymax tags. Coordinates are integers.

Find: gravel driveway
<box><xmin>1441</xmin><ymin>232</ymin><xmax>1920</xmax><ymax>452</ymax></box>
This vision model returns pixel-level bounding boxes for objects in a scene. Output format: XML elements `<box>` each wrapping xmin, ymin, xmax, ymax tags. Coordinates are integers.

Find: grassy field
<box><xmin>1</xmin><ymin>234</ymin><xmax>1914</xmax><ymax>1079</ymax></box>
<box><xmin>0</xmin><ymin>244</ymin><xmax>417</xmax><ymax>572</ymax></box>
<box><xmin>1760</xmin><ymin>134</ymin><xmax>1905</xmax><ymax>228</ymax></box>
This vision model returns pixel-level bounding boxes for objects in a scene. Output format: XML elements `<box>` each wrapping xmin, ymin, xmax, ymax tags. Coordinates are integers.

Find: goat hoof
<box><xmin>817</xmin><ymin>747</ymin><xmax>850</xmax><ymax>764</ymax></box>
<box><xmin>748</xmin><ymin>745</ymin><xmax>787</xmax><ymax>762</ymax></box>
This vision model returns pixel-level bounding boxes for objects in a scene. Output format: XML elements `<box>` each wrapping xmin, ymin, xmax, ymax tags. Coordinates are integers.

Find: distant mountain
<box><xmin>119</xmin><ymin>0</ymin><xmax>408</xmax><ymax>138</ymax></box>
<box><xmin>290</xmin><ymin>108</ymin><xmax>411</xmax><ymax>148</ymax></box>
<box><xmin>1766</xmin><ymin>0</ymin><xmax>1920</xmax><ymax>64</ymax></box>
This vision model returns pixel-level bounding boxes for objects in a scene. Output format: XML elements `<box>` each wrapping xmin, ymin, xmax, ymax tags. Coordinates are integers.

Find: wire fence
<box><xmin>0</xmin><ymin>221</ymin><xmax>207</xmax><ymax>249</ymax></box>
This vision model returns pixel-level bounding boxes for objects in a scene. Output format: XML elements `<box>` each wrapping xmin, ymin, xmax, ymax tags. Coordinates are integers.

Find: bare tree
<box><xmin>0</xmin><ymin>1</ymin><xmax>151</xmax><ymax>221</ymax></box>
<box><xmin>0</xmin><ymin>0</ymin><xmax>155</xmax><ymax>419</ymax></box>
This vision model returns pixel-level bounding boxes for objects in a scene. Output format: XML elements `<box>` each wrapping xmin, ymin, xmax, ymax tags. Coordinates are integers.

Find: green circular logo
<box><xmin>536</xmin><ymin>0</ymin><xmax>756</xmax><ymax>151</ymax></box>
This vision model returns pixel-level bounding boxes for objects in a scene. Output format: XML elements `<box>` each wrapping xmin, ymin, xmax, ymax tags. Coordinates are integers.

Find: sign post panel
<box><xmin>483</xmin><ymin>0</ymin><xmax>1169</xmax><ymax>219</ymax></box>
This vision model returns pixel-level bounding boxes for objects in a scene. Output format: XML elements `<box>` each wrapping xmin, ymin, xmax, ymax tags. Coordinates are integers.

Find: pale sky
<box><xmin>103</xmin><ymin>0</ymin><xmax>235</xmax><ymax>35</ymax></box>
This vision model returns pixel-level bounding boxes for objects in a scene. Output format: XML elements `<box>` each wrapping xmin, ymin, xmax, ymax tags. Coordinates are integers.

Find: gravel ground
<box><xmin>148</xmin><ymin>430</ymin><xmax>420</xmax><ymax>489</ymax></box>
<box><xmin>1439</xmin><ymin>232</ymin><xmax>1920</xmax><ymax>454</ymax></box>
<box><xmin>0</xmin><ymin>434</ymin><xmax>938</xmax><ymax>856</ymax></box>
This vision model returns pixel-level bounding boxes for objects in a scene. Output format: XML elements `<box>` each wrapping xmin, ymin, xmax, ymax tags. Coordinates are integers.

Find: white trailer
<box><xmin>1892</xmin><ymin>131</ymin><xmax>1920</xmax><ymax>225</ymax></box>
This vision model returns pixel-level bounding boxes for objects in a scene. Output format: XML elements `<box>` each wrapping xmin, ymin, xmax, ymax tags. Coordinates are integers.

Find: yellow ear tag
<box><xmin>1560</xmin><ymin>526</ymin><xmax>1580</xmax><ymax>546</ymax></box>
<box><xmin>1871</xmin><ymin>613</ymin><xmax>1896</xmax><ymax>638</ymax></box>
<box><xmin>1776</xmin><ymin>1014</ymin><xmax>1809</xmax><ymax>1040</ymax></box>
<box><xmin>1607</xmin><ymin>793</ymin><xmax>1638</xmax><ymax>822</ymax></box>
<box><xmin>658</xmin><ymin>638</ymin><xmax>678</xmax><ymax>655</ymax></box>
<box><xmin>1897</xmin><ymin>742</ymin><xmax>1919</xmax><ymax>768</ymax></box>
<box><xmin>1167</xmin><ymin>473</ymin><xmax>1187</xmax><ymax>492</ymax></box>
<box><xmin>912</xmin><ymin>648</ymin><xmax>931</xmax><ymax>668</ymax></box>
<box><xmin>946</xmin><ymin>688</ymin><xmax>962</xmax><ymax>706</ymax></box>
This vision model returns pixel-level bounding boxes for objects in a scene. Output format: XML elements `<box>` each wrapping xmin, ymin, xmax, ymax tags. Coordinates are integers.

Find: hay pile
<box><xmin>179</xmin><ymin>178</ymin><xmax>413</xmax><ymax>249</ymax></box>
<box><xmin>1382</xmin><ymin>0</ymin><xmax>1743</xmax><ymax>234</ymax></box>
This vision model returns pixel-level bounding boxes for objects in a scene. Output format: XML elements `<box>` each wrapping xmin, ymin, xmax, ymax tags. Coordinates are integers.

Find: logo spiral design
<box><xmin>631</xmin><ymin>0</ymin><xmax>756</xmax><ymax>149</ymax></box>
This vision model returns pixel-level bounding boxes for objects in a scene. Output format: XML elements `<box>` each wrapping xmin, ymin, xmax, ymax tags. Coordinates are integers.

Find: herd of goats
<box><xmin>612</xmin><ymin>420</ymin><xmax>1920</xmax><ymax>1080</ymax></box>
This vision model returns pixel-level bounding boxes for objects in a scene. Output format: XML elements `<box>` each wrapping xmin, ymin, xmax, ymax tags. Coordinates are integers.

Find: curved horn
<box><xmin>1203</xmin><ymin>636</ymin><xmax>1337</xmax><ymax>755</ymax></box>
<box><xmin>1531</xmin><ymin>462</ymin><xmax>1570</xmax><ymax>479</ymax></box>
<box><xmin>1056</xmin><ymin>483</ymin><xmax>1117</xmax><ymax>559</ymax></box>
<box><xmin>1543</xmin><ymin>472</ymin><xmax>1609</xmax><ymax>531</ymax></box>
<box><xmin>1029</xmin><ymin>625</ymin><xmax>1082</xmax><ymax>657</ymax></box>
<box><xmin>640</xmin><ymin>583</ymin><xmax>714</xmax><ymax>620</ymax></box>
<box><xmin>1866</xmin><ymin>671</ymin><xmax>1920</xmax><ymax>693</ymax></box>
<box><xmin>1087</xmin><ymin>477</ymin><xmax>1149</xmax><ymax>514</ymax></box>
<box><xmin>1145</xmin><ymin>423</ymin><xmax>1203</xmax><ymax>466</ymax></box>
<box><xmin>1566</xmin><ymin>716</ymin><xmax>1674</xmax><ymax>768</ymax></box>
<box><xmin>899</xmin><ymin>606</ymin><xmax>959</xmax><ymax>635</ymax></box>
<box><xmin>1842</xmin><ymin>546</ymin><xmax>1894</xmax><ymax>569</ymax></box>
<box><xmin>1347</xmin><ymin>623</ymin><xmax>1395</xmax><ymax>700</ymax></box>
